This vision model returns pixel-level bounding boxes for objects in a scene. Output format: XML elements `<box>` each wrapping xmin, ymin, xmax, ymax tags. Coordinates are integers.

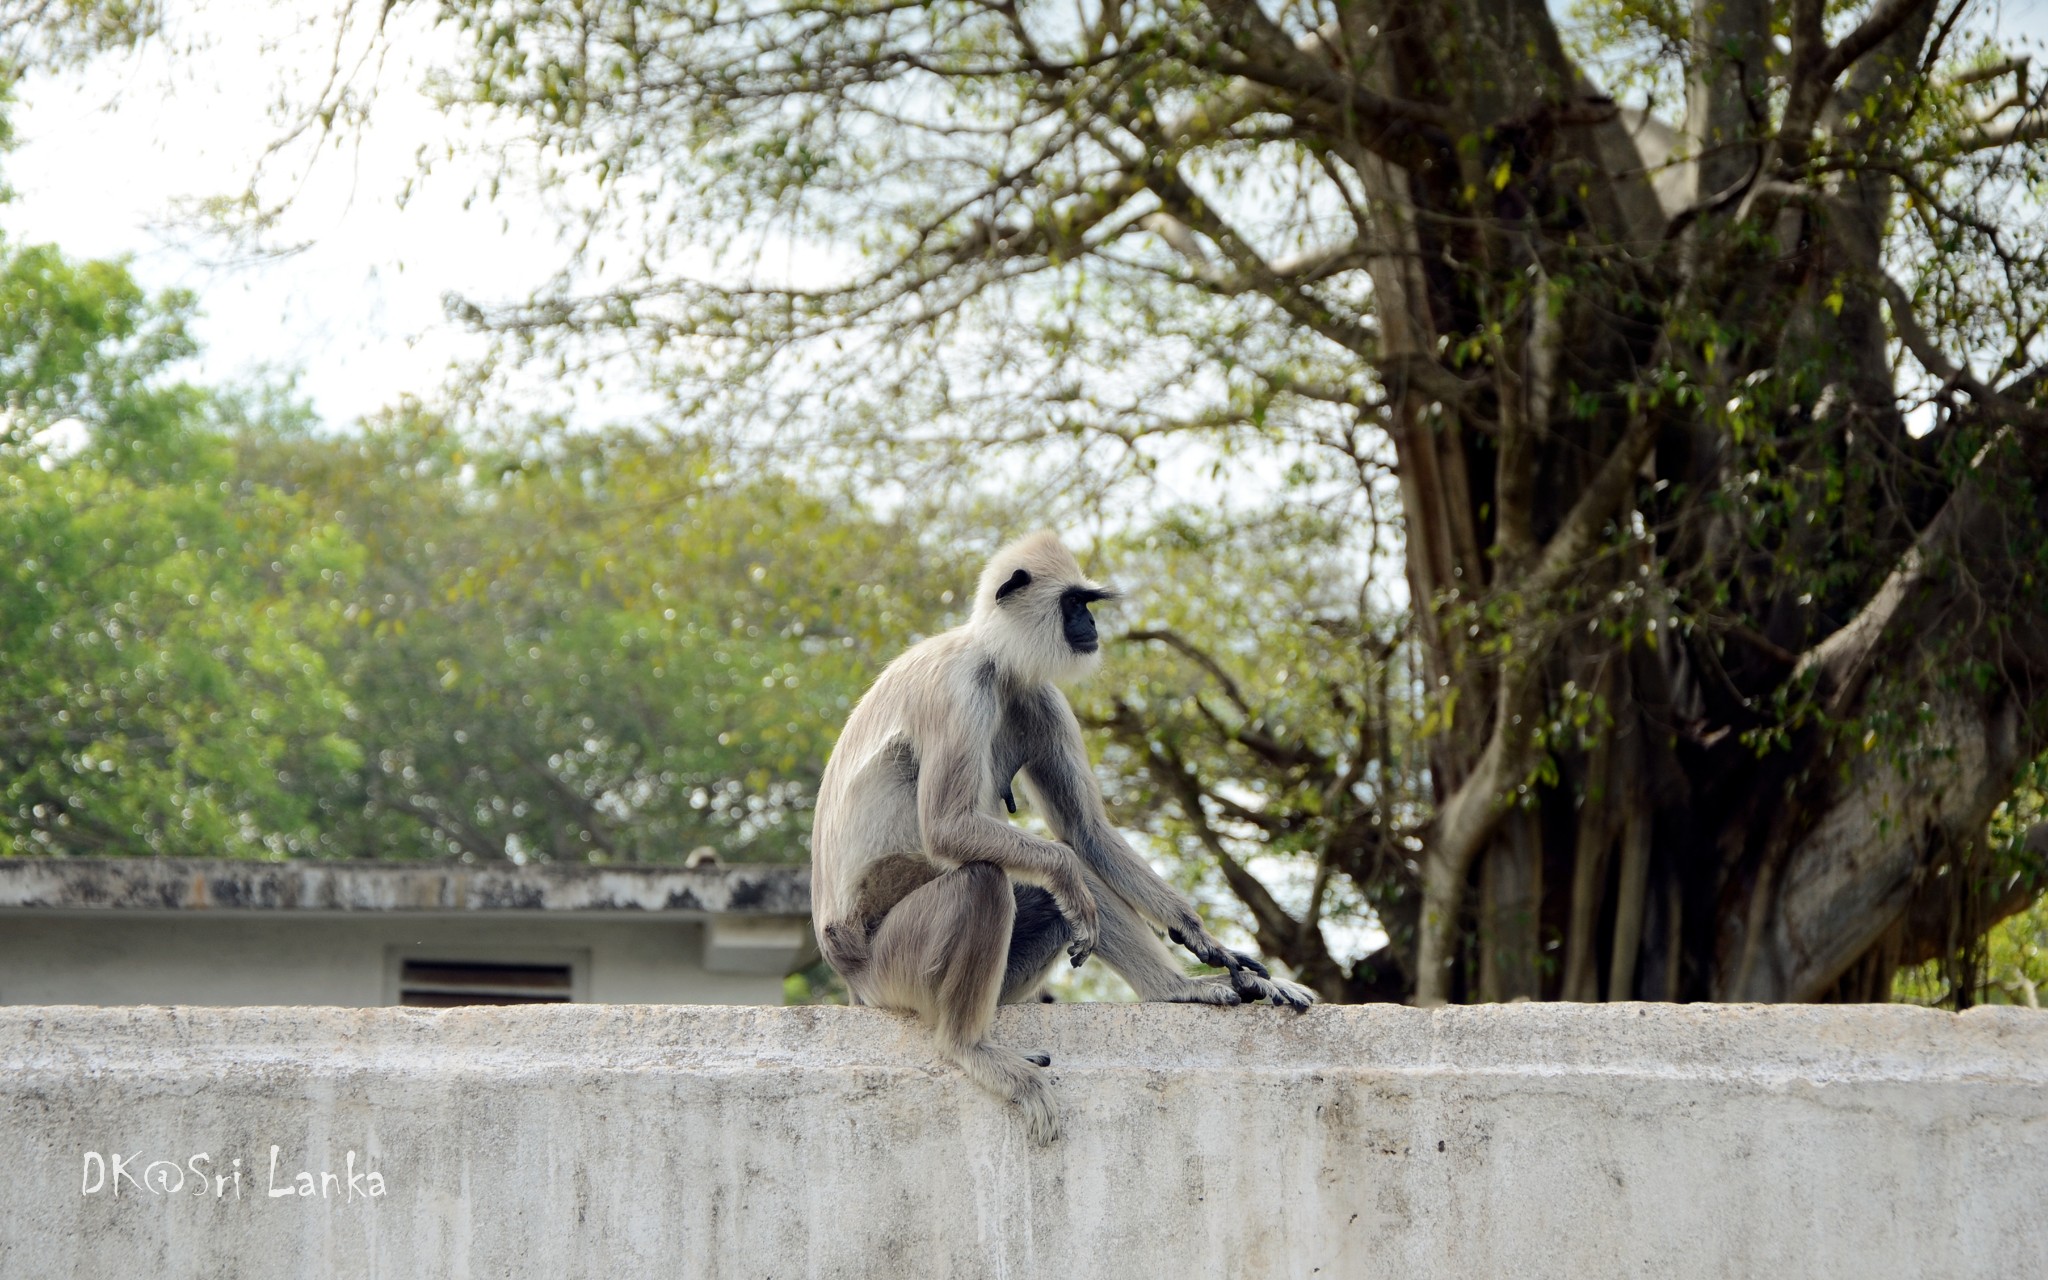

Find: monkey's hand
<box><xmin>1060</xmin><ymin>881</ymin><xmax>1099</xmax><ymax>968</ymax></box>
<box><xmin>1168</xmin><ymin>921</ymin><xmax>1267</xmax><ymax>976</ymax></box>
<box><xmin>1228</xmin><ymin>969</ymin><xmax>1318</xmax><ymax>1010</ymax></box>
<box><xmin>1169</xmin><ymin>921</ymin><xmax>1316</xmax><ymax>1011</ymax></box>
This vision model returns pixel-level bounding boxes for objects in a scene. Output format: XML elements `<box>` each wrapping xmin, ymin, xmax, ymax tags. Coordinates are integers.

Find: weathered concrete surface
<box><xmin>0</xmin><ymin>857</ymin><xmax>811</xmax><ymax>916</ymax></box>
<box><xmin>3</xmin><ymin>1003</ymin><xmax>2043</xmax><ymax>1279</ymax></box>
<box><xmin>0</xmin><ymin>860</ymin><xmax>815</xmax><ymax>1006</ymax></box>
<box><xmin>0</xmin><ymin>915</ymin><xmax>795</xmax><ymax>1005</ymax></box>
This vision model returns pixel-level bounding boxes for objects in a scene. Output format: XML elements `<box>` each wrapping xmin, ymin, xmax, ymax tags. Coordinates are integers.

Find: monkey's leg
<box><xmin>1069</xmin><ymin>869</ymin><xmax>1245</xmax><ymax>1006</ymax></box>
<box><xmin>999</xmin><ymin>885</ymin><xmax>1071</xmax><ymax>1006</ymax></box>
<box><xmin>999</xmin><ymin>879</ymin><xmax>1226</xmax><ymax>1005</ymax></box>
<box><xmin>862</xmin><ymin>863</ymin><xmax>1061</xmax><ymax>1145</ymax></box>
<box><xmin>1003</xmin><ymin>872</ymin><xmax>1314</xmax><ymax>1011</ymax></box>
<box><xmin>1165</xmin><ymin>922</ymin><xmax>1319</xmax><ymax>1008</ymax></box>
<box><xmin>998</xmin><ymin>886</ymin><xmax>1069</xmax><ymax>1066</ymax></box>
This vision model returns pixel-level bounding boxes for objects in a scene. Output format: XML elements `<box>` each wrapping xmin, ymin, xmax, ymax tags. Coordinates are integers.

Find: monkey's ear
<box><xmin>995</xmin><ymin>568</ymin><xmax>1032</xmax><ymax>601</ymax></box>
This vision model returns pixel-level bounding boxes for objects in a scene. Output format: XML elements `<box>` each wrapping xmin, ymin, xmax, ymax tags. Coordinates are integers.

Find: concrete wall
<box><xmin>3</xmin><ymin>1002</ymin><xmax>2043</xmax><ymax>1279</ymax></box>
<box><xmin>0</xmin><ymin>857</ymin><xmax>812</xmax><ymax>916</ymax></box>
<box><xmin>0</xmin><ymin>915</ymin><xmax>787</xmax><ymax>1006</ymax></box>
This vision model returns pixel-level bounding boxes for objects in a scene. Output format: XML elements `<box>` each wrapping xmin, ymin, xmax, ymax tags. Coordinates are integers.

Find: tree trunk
<box><xmin>1328</xmin><ymin>0</ymin><xmax>2044</xmax><ymax>1004</ymax></box>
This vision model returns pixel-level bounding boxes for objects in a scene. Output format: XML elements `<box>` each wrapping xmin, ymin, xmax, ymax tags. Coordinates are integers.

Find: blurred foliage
<box><xmin>1895</xmin><ymin>768</ymin><xmax>2048</xmax><ymax>1008</ymax></box>
<box><xmin>0</xmin><ymin>233</ymin><xmax>943</xmax><ymax>865</ymax></box>
<box><xmin>234</xmin><ymin>408</ymin><xmax>941</xmax><ymax>863</ymax></box>
<box><xmin>0</xmin><ymin>235</ymin><xmax>359</xmax><ymax>855</ymax></box>
<box><xmin>1896</xmin><ymin>892</ymin><xmax>2048</xmax><ymax>1008</ymax></box>
<box><xmin>0</xmin><ymin>0</ymin><xmax>156</xmax><ymax>92</ymax></box>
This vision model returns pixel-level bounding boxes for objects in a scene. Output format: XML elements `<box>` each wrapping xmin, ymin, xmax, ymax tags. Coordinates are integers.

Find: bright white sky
<box><xmin>4</xmin><ymin>0</ymin><xmax>582</xmax><ymax>427</ymax></box>
<box><xmin>8</xmin><ymin>0</ymin><xmax>2047</xmax><ymax>432</ymax></box>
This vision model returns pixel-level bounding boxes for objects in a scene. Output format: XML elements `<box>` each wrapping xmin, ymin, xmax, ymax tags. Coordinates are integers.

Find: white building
<box><xmin>0</xmin><ymin>858</ymin><xmax>814</xmax><ymax>1006</ymax></box>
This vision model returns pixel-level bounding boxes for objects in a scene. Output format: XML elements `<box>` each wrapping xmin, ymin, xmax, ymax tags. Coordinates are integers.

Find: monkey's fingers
<box><xmin>1171</xmin><ymin>924</ymin><xmax>1309</xmax><ymax>1008</ymax></box>
<box><xmin>1168</xmin><ymin>980</ymin><xmax>1241</xmax><ymax>1006</ymax></box>
<box><xmin>1227</xmin><ymin>949</ymin><xmax>1272</xmax><ymax>979</ymax></box>
<box><xmin>1263</xmin><ymin>977</ymin><xmax>1318</xmax><ymax>1010</ymax></box>
<box><xmin>1169</xmin><ymin>924</ymin><xmax>1224</xmax><ymax>964</ymax></box>
<box><xmin>1230</xmin><ymin>968</ymin><xmax>1317</xmax><ymax>1010</ymax></box>
<box><xmin>1170</xmin><ymin>924</ymin><xmax>1265</xmax><ymax>978</ymax></box>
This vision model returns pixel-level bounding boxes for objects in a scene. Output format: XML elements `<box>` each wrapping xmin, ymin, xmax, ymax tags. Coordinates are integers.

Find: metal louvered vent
<box><xmin>398</xmin><ymin>960</ymin><xmax>574</xmax><ymax>1007</ymax></box>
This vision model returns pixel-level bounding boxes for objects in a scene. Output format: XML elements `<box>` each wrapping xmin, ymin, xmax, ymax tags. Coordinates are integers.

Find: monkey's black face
<box><xmin>1060</xmin><ymin>588</ymin><xmax>1108</xmax><ymax>653</ymax></box>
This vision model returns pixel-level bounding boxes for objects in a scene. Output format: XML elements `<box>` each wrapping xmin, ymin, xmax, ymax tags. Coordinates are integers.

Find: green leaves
<box><xmin>0</xmin><ymin>234</ymin><xmax>942</xmax><ymax>866</ymax></box>
<box><xmin>0</xmin><ymin>239</ymin><xmax>358</xmax><ymax>856</ymax></box>
<box><xmin>0</xmin><ymin>240</ymin><xmax>198</xmax><ymax>452</ymax></box>
<box><xmin>234</xmin><ymin>409</ymin><xmax>942</xmax><ymax>865</ymax></box>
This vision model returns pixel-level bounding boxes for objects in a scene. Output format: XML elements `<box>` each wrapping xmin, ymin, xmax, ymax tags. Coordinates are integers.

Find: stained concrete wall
<box><xmin>3</xmin><ymin>1002</ymin><xmax>2044</xmax><ymax>1279</ymax></box>
<box><xmin>0</xmin><ymin>914</ymin><xmax>788</xmax><ymax>1006</ymax></box>
<box><xmin>0</xmin><ymin>859</ymin><xmax>815</xmax><ymax>1007</ymax></box>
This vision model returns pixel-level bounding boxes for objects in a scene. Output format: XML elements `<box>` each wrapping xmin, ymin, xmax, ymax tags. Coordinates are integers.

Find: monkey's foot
<box><xmin>1165</xmin><ymin>979</ymin><xmax>1242</xmax><ymax>1006</ymax></box>
<box><xmin>1229</xmin><ymin>969</ymin><xmax>1317</xmax><ymax>1010</ymax></box>
<box><xmin>1012</xmin><ymin>1073</ymin><xmax>1061</xmax><ymax>1145</ymax></box>
<box><xmin>1166</xmin><ymin>923</ymin><xmax>1311</xmax><ymax>1007</ymax></box>
<box><xmin>947</xmin><ymin>1040</ymin><xmax>1062</xmax><ymax>1144</ymax></box>
<box><xmin>1025</xmin><ymin>1051</ymin><xmax>1052</xmax><ymax>1067</ymax></box>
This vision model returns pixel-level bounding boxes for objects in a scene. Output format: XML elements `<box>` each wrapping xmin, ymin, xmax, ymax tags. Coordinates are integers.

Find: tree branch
<box><xmin>1818</xmin><ymin>0</ymin><xmax>1940</xmax><ymax>85</ymax></box>
<box><xmin>1147</xmin><ymin>734</ymin><xmax>1317</xmax><ymax>957</ymax></box>
<box><xmin>1135</xmin><ymin>166</ymin><xmax>1383</xmax><ymax>361</ymax></box>
<box><xmin>1190</xmin><ymin>0</ymin><xmax>1451</xmax><ymax>168</ymax></box>
<box><xmin>1121</xmin><ymin>628</ymin><xmax>1252</xmax><ymax>717</ymax></box>
<box><xmin>1880</xmin><ymin>274</ymin><xmax>2048</xmax><ymax>432</ymax></box>
<box><xmin>1527</xmin><ymin>408</ymin><xmax>1662</xmax><ymax>599</ymax></box>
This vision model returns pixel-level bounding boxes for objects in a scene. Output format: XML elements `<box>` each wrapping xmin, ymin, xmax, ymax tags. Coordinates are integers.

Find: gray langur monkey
<box><xmin>810</xmin><ymin>531</ymin><xmax>1315</xmax><ymax>1144</ymax></box>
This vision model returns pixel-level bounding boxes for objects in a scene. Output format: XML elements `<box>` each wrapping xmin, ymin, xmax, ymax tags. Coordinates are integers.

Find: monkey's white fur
<box><xmin>811</xmin><ymin>531</ymin><xmax>1315</xmax><ymax>1145</ymax></box>
<box><xmin>969</xmin><ymin>531</ymin><xmax>1106</xmax><ymax>686</ymax></box>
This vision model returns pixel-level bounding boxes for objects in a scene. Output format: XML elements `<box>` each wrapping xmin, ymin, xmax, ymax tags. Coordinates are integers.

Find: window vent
<box><xmin>398</xmin><ymin>960</ymin><xmax>574</xmax><ymax>1007</ymax></box>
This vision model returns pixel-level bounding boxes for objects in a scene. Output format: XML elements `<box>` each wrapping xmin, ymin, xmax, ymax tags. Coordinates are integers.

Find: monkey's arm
<box><xmin>917</xmin><ymin>711</ymin><xmax>1099</xmax><ymax>966</ymax></box>
<box><xmin>1016</xmin><ymin>686</ymin><xmax>1229</xmax><ymax>935</ymax></box>
<box><xmin>1018</xmin><ymin>689</ymin><xmax>1315</xmax><ymax>1007</ymax></box>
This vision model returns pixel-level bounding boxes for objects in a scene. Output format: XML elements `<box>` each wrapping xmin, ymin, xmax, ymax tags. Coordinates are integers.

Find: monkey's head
<box><xmin>971</xmin><ymin>531</ymin><xmax>1118</xmax><ymax>685</ymax></box>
